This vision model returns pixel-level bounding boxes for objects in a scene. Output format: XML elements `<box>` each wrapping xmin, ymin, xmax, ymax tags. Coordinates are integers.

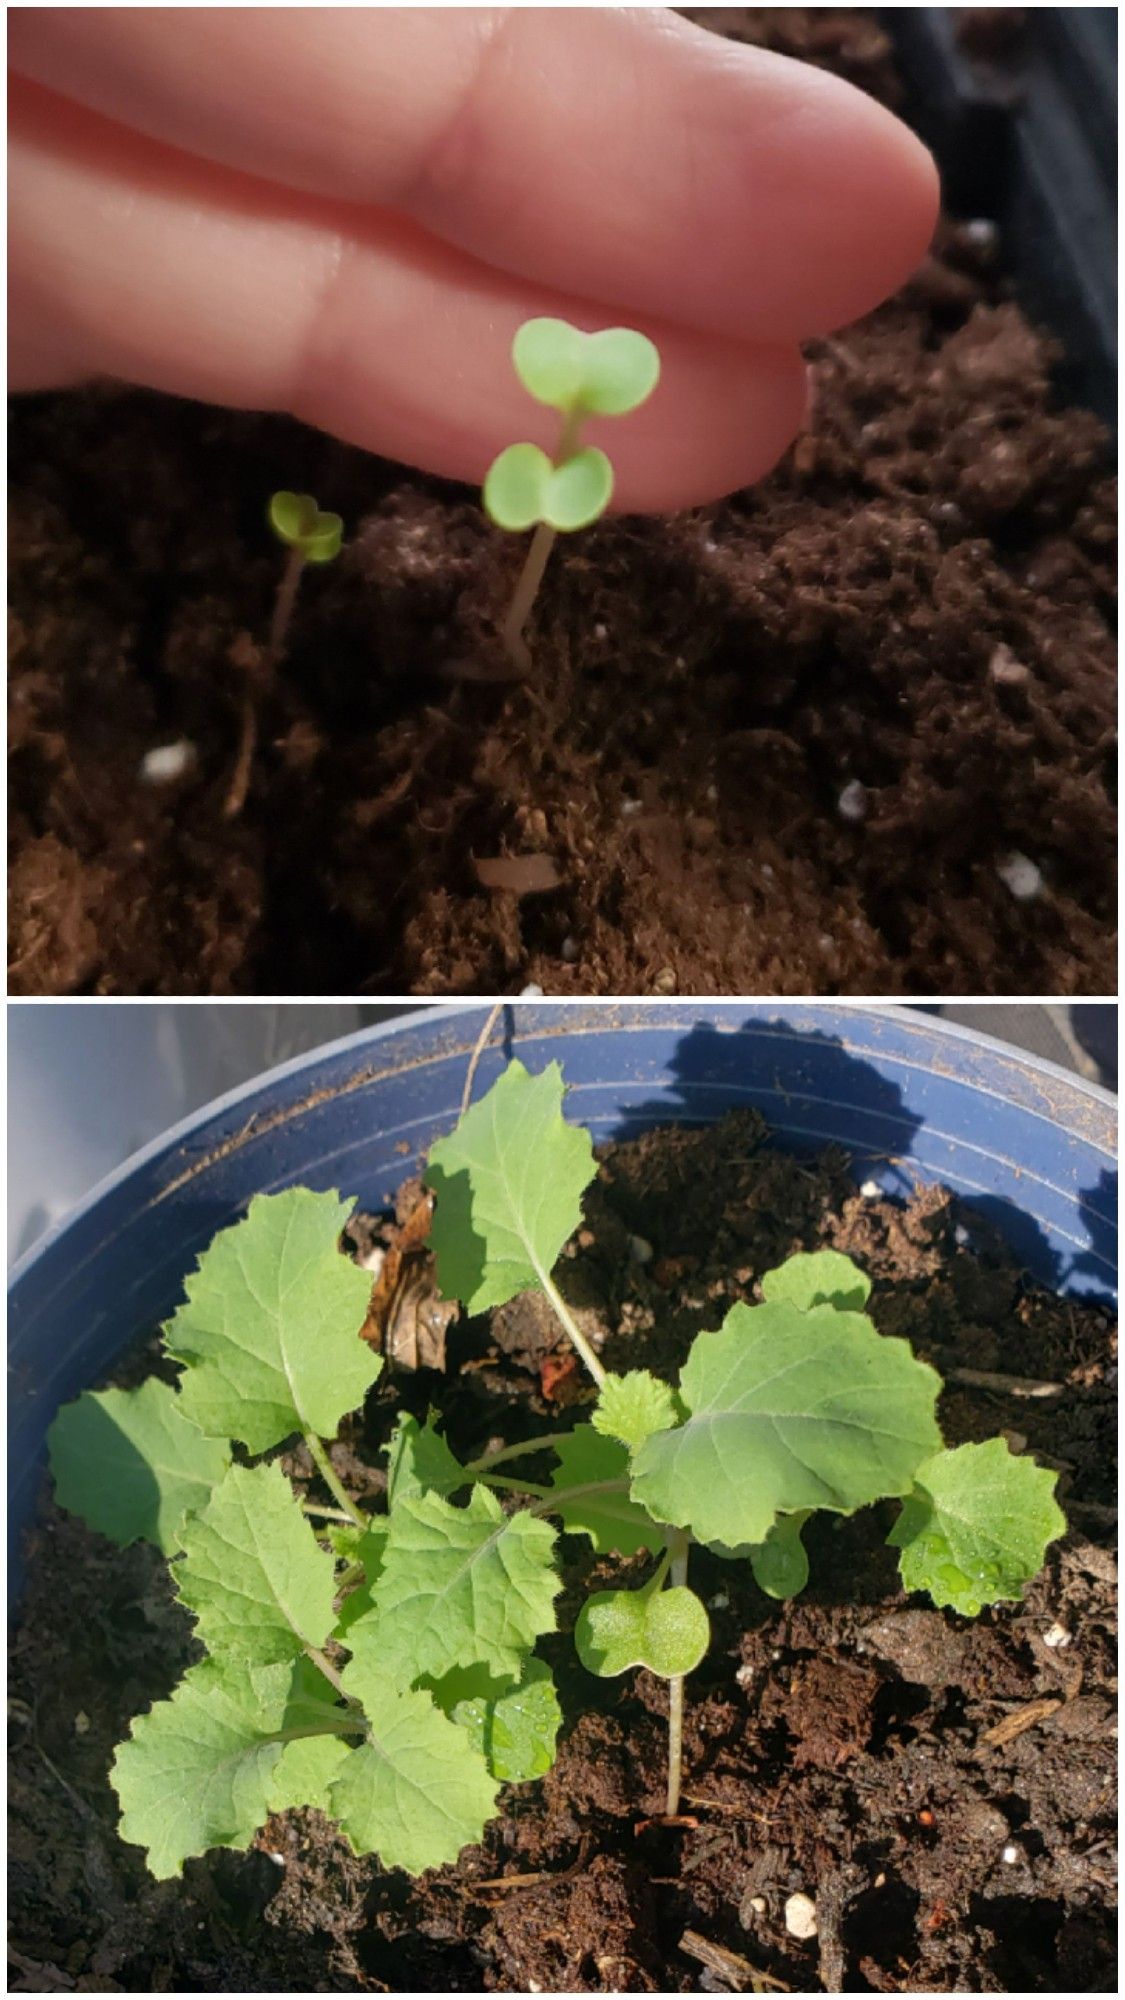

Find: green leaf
<box><xmin>548</xmin><ymin>1425</ymin><xmax>663</xmax><ymax>1555</ymax></box>
<box><xmin>386</xmin><ymin>1412</ymin><xmax>464</xmax><ymax>1507</ymax></box>
<box><xmin>511</xmin><ymin>318</ymin><xmax>660</xmax><ymax>416</ymax></box>
<box><xmin>575</xmin><ymin>1584</ymin><xmax>709</xmax><ymax>1679</ymax></box>
<box><xmin>176</xmin><ymin>1462</ymin><xmax>337</xmax><ymax>1666</ymax></box>
<box><xmin>429</xmin><ymin>1659</ymin><xmax>562</xmax><ymax>1783</ymax></box>
<box><xmin>331</xmin><ymin>1664</ymin><xmax>497</xmax><ymax>1875</ymax></box>
<box><xmin>592</xmin><ymin>1370</ymin><xmax>679</xmax><ymax>1452</ymax></box>
<box><xmin>426</xmin><ymin>1060</ymin><xmax>596</xmax><ymax>1316</ymax></box>
<box><xmin>631</xmin><ymin>1300</ymin><xmax>942</xmax><ymax>1549</ymax></box>
<box><xmin>482</xmin><ymin>442</ymin><xmax>613</xmax><ymax>532</ymax></box>
<box><xmin>749</xmin><ymin>1512</ymin><xmax>812</xmax><ymax>1601</ymax></box>
<box><xmin>268</xmin><ymin>490</ymin><xmax>344</xmax><ymax>562</ymax></box>
<box><xmin>112</xmin><ymin>1656</ymin><xmax>340</xmax><ymax>1878</ymax></box>
<box><xmin>352</xmin><ymin>1485</ymin><xmax>558</xmax><ymax>1686</ymax></box>
<box><xmin>761</xmin><ymin>1250</ymin><xmax>872</xmax><ymax>1314</ymax></box>
<box><xmin>888</xmin><ymin>1438</ymin><xmax>1066</xmax><ymax>1616</ymax></box>
<box><xmin>165</xmin><ymin>1188</ymin><xmax>381</xmax><ymax>1455</ymax></box>
<box><xmin>48</xmin><ymin>1379</ymin><xmax>229</xmax><ymax>1554</ymax></box>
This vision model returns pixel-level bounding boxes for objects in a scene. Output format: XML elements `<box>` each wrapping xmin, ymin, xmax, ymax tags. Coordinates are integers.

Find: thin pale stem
<box><xmin>527</xmin><ymin>1477</ymin><xmax>627</xmax><ymax>1519</ymax></box>
<box><xmin>665</xmin><ymin>1533</ymin><xmax>689</xmax><ymax>1817</ymax></box>
<box><xmin>224</xmin><ymin>547</ymin><xmax>304</xmax><ymax>818</ymax></box>
<box><xmin>537</xmin><ymin>1264</ymin><xmax>607</xmax><ymax>1387</ymax></box>
<box><xmin>304</xmin><ymin>1645</ymin><xmax>357</xmax><ymax>1706</ymax></box>
<box><xmin>274</xmin><ymin>1715</ymin><xmax>366</xmax><ymax>1743</ymax></box>
<box><xmin>302</xmin><ymin>1502</ymin><xmax>356</xmax><ymax>1524</ymax></box>
<box><xmin>475</xmin><ymin>1472</ymin><xmax>554</xmax><ymax>1498</ymax></box>
<box><xmin>303</xmin><ymin>1431</ymin><xmax>367</xmax><ymax>1529</ymax></box>
<box><xmin>500</xmin><ymin>408</ymin><xmax>582</xmax><ymax>671</ymax></box>
<box><xmin>268</xmin><ymin>547</ymin><xmax>306</xmax><ymax>670</ymax></box>
<box><xmin>465</xmin><ymin>1432</ymin><xmax>573</xmax><ymax>1475</ymax></box>
<box><xmin>460</xmin><ymin>1000</ymin><xmax>504</xmax><ymax>1120</ymax></box>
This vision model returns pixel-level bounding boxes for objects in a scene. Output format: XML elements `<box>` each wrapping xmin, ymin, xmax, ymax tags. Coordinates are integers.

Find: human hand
<box><xmin>9</xmin><ymin>7</ymin><xmax>938</xmax><ymax>510</ymax></box>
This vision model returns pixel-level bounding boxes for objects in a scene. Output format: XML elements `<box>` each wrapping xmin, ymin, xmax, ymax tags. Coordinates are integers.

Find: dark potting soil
<box><xmin>7</xmin><ymin>11</ymin><xmax>1116</xmax><ymax>999</ymax></box>
<box><xmin>8</xmin><ymin>1111</ymin><xmax>1118</xmax><ymax>1994</ymax></box>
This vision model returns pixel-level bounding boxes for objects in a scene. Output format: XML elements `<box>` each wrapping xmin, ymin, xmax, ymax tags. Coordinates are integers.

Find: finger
<box><xmin>9</xmin><ymin>80</ymin><xmax>807</xmax><ymax>513</ymax></box>
<box><xmin>10</xmin><ymin>5</ymin><xmax>938</xmax><ymax>344</ymax></box>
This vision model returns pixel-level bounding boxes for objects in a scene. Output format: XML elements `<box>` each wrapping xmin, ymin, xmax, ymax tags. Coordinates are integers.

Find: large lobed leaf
<box><xmin>888</xmin><ymin>1438</ymin><xmax>1067</xmax><ymax>1615</ymax></box>
<box><xmin>426</xmin><ymin>1060</ymin><xmax>596</xmax><ymax>1315</ymax></box>
<box><xmin>332</xmin><ymin>1656</ymin><xmax>497</xmax><ymax>1875</ymax></box>
<box><xmin>176</xmin><ymin>1462</ymin><xmax>337</xmax><ymax>1666</ymax></box>
<box><xmin>112</xmin><ymin>1655</ymin><xmax>350</xmax><ymax>1878</ymax></box>
<box><xmin>165</xmin><ymin>1188</ymin><xmax>380</xmax><ymax>1454</ymax></box>
<box><xmin>631</xmin><ymin>1299</ymin><xmax>942</xmax><ymax>1549</ymax></box>
<box><xmin>350</xmin><ymin>1486</ymin><xmax>559</xmax><ymax>1686</ymax></box>
<box><xmin>48</xmin><ymin>1378</ymin><xmax>229</xmax><ymax>1554</ymax></box>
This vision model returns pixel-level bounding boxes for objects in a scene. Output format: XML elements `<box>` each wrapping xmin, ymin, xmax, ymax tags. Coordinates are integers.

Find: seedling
<box><xmin>483</xmin><ymin>318</ymin><xmax>660</xmax><ymax>671</ymax></box>
<box><xmin>224</xmin><ymin>492</ymin><xmax>343</xmax><ymax>818</ymax></box>
<box><xmin>48</xmin><ymin>1063</ymin><xmax>1065</xmax><ymax>1882</ymax></box>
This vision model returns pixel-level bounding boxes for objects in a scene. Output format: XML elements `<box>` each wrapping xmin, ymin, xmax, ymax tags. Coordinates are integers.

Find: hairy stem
<box><xmin>666</xmin><ymin>1533</ymin><xmax>689</xmax><ymax>1816</ymax></box>
<box><xmin>501</xmin><ymin>408</ymin><xmax>583</xmax><ymax>671</ymax></box>
<box><xmin>303</xmin><ymin>1431</ymin><xmax>367</xmax><ymax>1529</ymax></box>
<box><xmin>302</xmin><ymin>1502</ymin><xmax>356</xmax><ymax>1524</ymax></box>
<box><xmin>476</xmin><ymin>1472</ymin><xmax>554</xmax><ymax>1498</ymax></box>
<box><xmin>465</xmin><ymin>1432</ymin><xmax>574</xmax><ymax>1475</ymax></box>
<box><xmin>304</xmin><ymin>1645</ymin><xmax>358</xmax><ymax>1706</ymax></box>
<box><xmin>536</xmin><ymin>1264</ymin><xmax>607</xmax><ymax>1387</ymax></box>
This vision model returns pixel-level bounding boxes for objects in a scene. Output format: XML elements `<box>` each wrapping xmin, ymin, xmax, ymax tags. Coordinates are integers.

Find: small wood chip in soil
<box><xmin>473</xmin><ymin>854</ymin><xmax>562</xmax><ymax>894</ymax></box>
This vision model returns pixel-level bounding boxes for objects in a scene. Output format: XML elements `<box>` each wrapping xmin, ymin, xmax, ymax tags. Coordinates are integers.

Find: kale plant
<box><xmin>48</xmin><ymin>1061</ymin><xmax>1065</xmax><ymax>1879</ymax></box>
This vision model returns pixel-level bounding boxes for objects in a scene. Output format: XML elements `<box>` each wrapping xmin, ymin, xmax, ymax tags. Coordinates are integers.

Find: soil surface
<box><xmin>9</xmin><ymin>1112</ymin><xmax>1118</xmax><ymax>1993</ymax></box>
<box><xmin>8</xmin><ymin>10</ymin><xmax>1116</xmax><ymax>997</ymax></box>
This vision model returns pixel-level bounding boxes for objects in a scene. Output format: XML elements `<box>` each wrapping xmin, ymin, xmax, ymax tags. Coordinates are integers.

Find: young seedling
<box><xmin>224</xmin><ymin>492</ymin><xmax>343</xmax><ymax>819</ymax></box>
<box><xmin>48</xmin><ymin>1063</ymin><xmax>1066</xmax><ymax>1882</ymax></box>
<box><xmin>482</xmin><ymin>318</ymin><xmax>660</xmax><ymax>672</ymax></box>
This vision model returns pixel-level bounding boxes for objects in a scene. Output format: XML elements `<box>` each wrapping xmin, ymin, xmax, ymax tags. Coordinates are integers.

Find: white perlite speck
<box><xmin>988</xmin><ymin>642</ymin><xmax>1030</xmax><ymax>686</ymax></box>
<box><xmin>860</xmin><ymin>1180</ymin><xmax>881</xmax><ymax>1199</ymax></box>
<box><xmin>1001</xmin><ymin>1845</ymin><xmax>1019</xmax><ymax>1866</ymax></box>
<box><xmin>837</xmin><ymin>779</ymin><xmax>867</xmax><ymax>822</ymax></box>
<box><xmin>1043</xmin><ymin>1621</ymin><xmax>1071</xmax><ymax>1649</ymax></box>
<box><xmin>784</xmin><ymin>1893</ymin><xmax>818</xmax><ymax>1940</ymax></box>
<box><xmin>519</xmin><ymin>982</ymin><xmax>544</xmax><ymax>997</ymax></box>
<box><xmin>139</xmin><ymin>739</ymin><xmax>194</xmax><ymax>783</ymax></box>
<box><xmin>560</xmin><ymin>937</ymin><xmax>579</xmax><ymax>964</ymax></box>
<box><xmin>997</xmin><ymin>853</ymin><xmax>1042</xmax><ymax>900</ymax></box>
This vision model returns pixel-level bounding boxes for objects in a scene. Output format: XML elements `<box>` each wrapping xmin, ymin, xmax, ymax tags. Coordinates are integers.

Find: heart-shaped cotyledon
<box><xmin>575</xmin><ymin>1583</ymin><xmax>710</xmax><ymax>1679</ymax></box>
<box><xmin>483</xmin><ymin>442</ymin><xmax>613</xmax><ymax>534</ymax></box>
<box><xmin>268</xmin><ymin>491</ymin><xmax>344</xmax><ymax>563</ymax></box>
<box><xmin>512</xmin><ymin>318</ymin><xmax>661</xmax><ymax>417</ymax></box>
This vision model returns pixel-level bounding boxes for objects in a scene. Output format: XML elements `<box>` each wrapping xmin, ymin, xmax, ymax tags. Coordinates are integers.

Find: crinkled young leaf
<box><xmin>749</xmin><ymin>1512</ymin><xmax>812</xmax><ymax>1601</ymax></box>
<box><xmin>331</xmin><ymin>1663</ymin><xmax>497</xmax><ymax>1875</ymax></box>
<box><xmin>112</xmin><ymin>1656</ymin><xmax>338</xmax><ymax>1878</ymax></box>
<box><xmin>631</xmin><ymin>1300</ymin><xmax>942</xmax><ymax>1549</ymax></box>
<box><xmin>592</xmin><ymin>1371</ymin><xmax>680</xmax><ymax>1452</ymax></box>
<box><xmin>352</xmin><ymin>1485</ymin><xmax>559</xmax><ymax>1686</ymax></box>
<box><xmin>426</xmin><ymin>1060</ymin><xmax>596</xmax><ymax>1314</ymax></box>
<box><xmin>548</xmin><ymin>1425</ymin><xmax>663</xmax><ymax>1555</ymax></box>
<box><xmin>176</xmin><ymin>1462</ymin><xmax>337</xmax><ymax>1666</ymax></box>
<box><xmin>48</xmin><ymin>1379</ymin><xmax>229</xmax><ymax>1554</ymax></box>
<box><xmin>165</xmin><ymin>1188</ymin><xmax>380</xmax><ymax>1454</ymax></box>
<box><xmin>575</xmin><ymin>1584</ymin><xmax>710</xmax><ymax>1679</ymax></box>
<box><xmin>761</xmin><ymin>1250</ymin><xmax>872</xmax><ymax>1314</ymax></box>
<box><xmin>888</xmin><ymin>1438</ymin><xmax>1066</xmax><ymax>1616</ymax></box>
<box><xmin>428</xmin><ymin>1659</ymin><xmax>562</xmax><ymax>1783</ymax></box>
<box><xmin>386</xmin><ymin>1412</ymin><xmax>464</xmax><ymax>1507</ymax></box>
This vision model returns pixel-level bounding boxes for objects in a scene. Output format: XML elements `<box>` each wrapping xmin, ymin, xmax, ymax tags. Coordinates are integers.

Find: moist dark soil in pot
<box><xmin>8</xmin><ymin>10</ymin><xmax>1116</xmax><ymax>999</ymax></box>
<box><xmin>9</xmin><ymin>1111</ymin><xmax>1118</xmax><ymax>1993</ymax></box>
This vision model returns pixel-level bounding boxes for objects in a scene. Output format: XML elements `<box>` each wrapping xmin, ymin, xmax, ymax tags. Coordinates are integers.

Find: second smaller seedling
<box><xmin>483</xmin><ymin>319</ymin><xmax>660</xmax><ymax>672</ymax></box>
<box><xmin>224</xmin><ymin>492</ymin><xmax>343</xmax><ymax>819</ymax></box>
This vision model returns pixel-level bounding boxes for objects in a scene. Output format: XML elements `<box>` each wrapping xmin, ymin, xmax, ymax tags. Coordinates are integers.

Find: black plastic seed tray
<box><xmin>883</xmin><ymin>7</ymin><xmax>1116</xmax><ymax>422</ymax></box>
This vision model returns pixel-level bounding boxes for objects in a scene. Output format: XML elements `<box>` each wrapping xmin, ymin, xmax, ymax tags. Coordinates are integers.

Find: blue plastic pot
<box><xmin>9</xmin><ymin>1003</ymin><xmax>1116</xmax><ymax>1596</ymax></box>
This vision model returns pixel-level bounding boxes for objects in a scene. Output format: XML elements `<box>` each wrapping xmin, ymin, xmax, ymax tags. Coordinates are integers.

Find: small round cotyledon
<box><xmin>482</xmin><ymin>317</ymin><xmax>661</xmax><ymax>670</ymax></box>
<box><xmin>268</xmin><ymin>491</ymin><xmax>345</xmax><ymax>565</ymax></box>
